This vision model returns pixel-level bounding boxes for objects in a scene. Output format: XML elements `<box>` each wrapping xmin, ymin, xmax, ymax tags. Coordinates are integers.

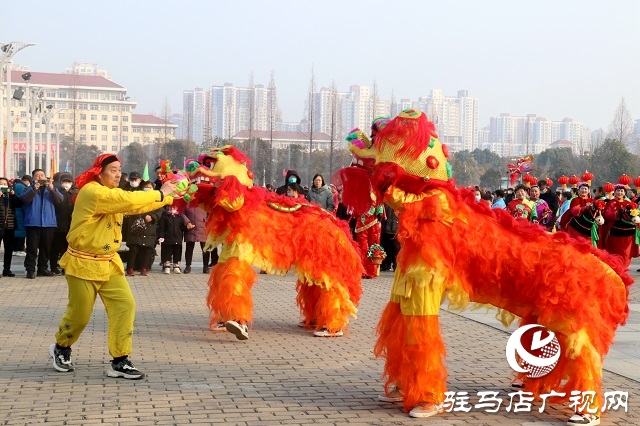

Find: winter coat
<box><xmin>11</xmin><ymin>182</ymin><xmax>28</xmax><ymax>238</ymax></box>
<box><xmin>276</xmin><ymin>170</ymin><xmax>302</xmax><ymax>195</ymax></box>
<box><xmin>181</xmin><ymin>206</ymin><xmax>208</xmax><ymax>243</ymax></box>
<box><xmin>306</xmin><ymin>185</ymin><xmax>335</xmax><ymax>211</ymax></box>
<box><xmin>157</xmin><ymin>211</ymin><xmax>186</xmax><ymax>245</ymax></box>
<box><xmin>54</xmin><ymin>188</ymin><xmax>78</xmax><ymax>233</ymax></box>
<box><xmin>20</xmin><ymin>185</ymin><xmax>63</xmax><ymax>228</ymax></box>
<box><xmin>0</xmin><ymin>193</ymin><xmax>20</xmax><ymax>232</ymax></box>
<box><xmin>127</xmin><ymin>207</ymin><xmax>163</xmax><ymax>247</ymax></box>
<box><xmin>383</xmin><ymin>204</ymin><xmax>399</xmax><ymax>235</ymax></box>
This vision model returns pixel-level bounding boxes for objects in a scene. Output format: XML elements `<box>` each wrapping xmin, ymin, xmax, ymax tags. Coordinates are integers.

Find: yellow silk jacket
<box><xmin>59</xmin><ymin>181</ymin><xmax>173</xmax><ymax>280</ymax></box>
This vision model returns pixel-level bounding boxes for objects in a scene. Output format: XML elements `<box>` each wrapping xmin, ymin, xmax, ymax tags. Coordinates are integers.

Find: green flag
<box><xmin>142</xmin><ymin>162</ymin><xmax>149</xmax><ymax>182</ymax></box>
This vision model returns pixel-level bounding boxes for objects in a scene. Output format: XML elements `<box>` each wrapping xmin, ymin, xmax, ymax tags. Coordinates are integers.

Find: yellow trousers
<box><xmin>55</xmin><ymin>263</ymin><xmax>136</xmax><ymax>358</ymax></box>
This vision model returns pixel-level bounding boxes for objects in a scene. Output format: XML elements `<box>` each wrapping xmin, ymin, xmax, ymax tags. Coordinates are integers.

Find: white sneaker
<box><xmin>567</xmin><ymin>413</ymin><xmax>600</xmax><ymax>425</ymax></box>
<box><xmin>173</xmin><ymin>266</ymin><xmax>181</xmax><ymax>274</ymax></box>
<box><xmin>163</xmin><ymin>266</ymin><xmax>171</xmax><ymax>274</ymax></box>
<box><xmin>14</xmin><ymin>251</ymin><xmax>26</xmax><ymax>257</ymax></box>
<box><xmin>313</xmin><ymin>328</ymin><xmax>344</xmax><ymax>337</ymax></box>
<box><xmin>210</xmin><ymin>322</ymin><xmax>227</xmax><ymax>332</ymax></box>
<box><xmin>225</xmin><ymin>320</ymin><xmax>249</xmax><ymax>340</ymax></box>
<box><xmin>378</xmin><ymin>387</ymin><xmax>403</xmax><ymax>402</ymax></box>
<box><xmin>409</xmin><ymin>402</ymin><xmax>445</xmax><ymax>418</ymax></box>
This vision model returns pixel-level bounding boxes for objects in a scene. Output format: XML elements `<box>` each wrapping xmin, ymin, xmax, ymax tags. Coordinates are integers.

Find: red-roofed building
<box><xmin>4</xmin><ymin>68</ymin><xmax>138</xmax><ymax>176</ymax></box>
<box><xmin>131</xmin><ymin>114</ymin><xmax>177</xmax><ymax>145</ymax></box>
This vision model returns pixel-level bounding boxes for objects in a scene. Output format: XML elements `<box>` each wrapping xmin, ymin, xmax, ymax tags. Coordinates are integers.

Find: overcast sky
<box><xmin>3</xmin><ymin>0</ymin><xmax>639</xmax><ymax>130</ymax></box>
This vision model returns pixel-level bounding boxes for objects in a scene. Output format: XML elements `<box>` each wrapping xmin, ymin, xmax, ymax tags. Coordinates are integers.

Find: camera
<box><xmin>38</xmin><ymin>179</ymin><xmax>51</xmax><ymax>186</ymax></box>
<box><xmin>0</xmin><ymin>186</ymin><xmax>10</xmax><ymax>194</ymax></box>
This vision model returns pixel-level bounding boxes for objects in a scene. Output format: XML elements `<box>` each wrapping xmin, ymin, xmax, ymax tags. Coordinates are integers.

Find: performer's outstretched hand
<box><xmin>160</xmin><ymin>181</ymin><xmax>177</xmax><ymax>197</ymax></box>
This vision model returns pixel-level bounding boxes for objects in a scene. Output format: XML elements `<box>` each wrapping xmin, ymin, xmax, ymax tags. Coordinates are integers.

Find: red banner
<box><xmin>11</xmin><ymin>143</ymin><xmax>57</xmax><ymax>154</ymax></box>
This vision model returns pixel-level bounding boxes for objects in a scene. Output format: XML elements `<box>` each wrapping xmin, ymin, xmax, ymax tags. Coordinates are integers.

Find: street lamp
<box><xmin>0</xmin><ymin>41</ymin><xmax>35</xmax><ymax>177</ymax></box>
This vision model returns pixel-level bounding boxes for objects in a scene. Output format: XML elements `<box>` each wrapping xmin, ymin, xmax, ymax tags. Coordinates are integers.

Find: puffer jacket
<box><xmin>306</xmin><ymin>185</ymin><xmax>335</xmax><ymax>211</ymax></box>
<box><xmin>20</xmin><ymin>185</ymin><xmax>62</xmax><ymax>228</ymax></box>
<box><xmin>127</xmin><ymin>207</ymin><xmax>163</xmax><ymax>247</ymax></box>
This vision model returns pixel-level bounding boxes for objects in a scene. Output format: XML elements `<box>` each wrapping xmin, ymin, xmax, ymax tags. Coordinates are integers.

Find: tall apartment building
<box><xmin>415</xmin><ymin>89</ymin><xmax>479</xmax><ymax>153</ymax></box>
<box><xmin>485</xmin><ymin>114</ymin><xmax>583</xmax><ymax>156</ymax></box>
<box><xmin>182</xmin><ymin>88</ymin><xmax>207</xmax><ymax>144</ymax></box>
<box><xmin>208</xmin><ymin>83</ymin><xmax>275</xmax><ymax>141</ymax></box>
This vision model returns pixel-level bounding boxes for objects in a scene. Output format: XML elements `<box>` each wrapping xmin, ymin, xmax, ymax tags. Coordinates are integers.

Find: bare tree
<box><xmin>247</xmin><ymin>72</ymin><xmax>256</xmax><ymax>163</ymax></box>
<box><xmin>607</xmin><ymin>97</ymin><xmax>635</xmax><ymax>148</ymax></box>
<box><xmin>307</xmin><ymin>66</ymin><xmax>316</xmax><ymax>184</ymax></box>
<box><xmin>371</xmin><ymin>80</ymin><xmax>378</xmax><ymax>124</ymax></box>
<box><xmin>267</xmin><ymin>71</ymin><xmax>278</xmax><ymax>186</ymax></box>
<box><xmin>160</xmin><ymin>97</ymin><xmax>172</xmax><ymax>158</ymax></box>
<box><xmin>328</xmin><ymin>80</ymin><xmax>340</xmax><ymax>177</ymax></box>
<box><xmin>389</xmin><ymin>89</ymin><xmax>396</xmax><ymax>116</ymax></box>
<box><xmin>225</xmin><ymin>86</ymin><xmax>234</xmax><ymax>142</ymax></box>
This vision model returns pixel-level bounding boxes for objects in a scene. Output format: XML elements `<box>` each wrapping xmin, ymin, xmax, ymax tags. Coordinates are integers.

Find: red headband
<box><xmin>75</xmin><ymin>154</ymin><xmax>120</xmax><ymax>191</ymax></box>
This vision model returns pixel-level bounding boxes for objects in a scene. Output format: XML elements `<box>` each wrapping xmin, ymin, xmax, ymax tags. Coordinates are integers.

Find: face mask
<box><xmin>286</xmin><ymin>191</ymin><xmax>294</xmax><ymax>197</ymax></box>
<box><xmin>170</xmin><ymin>209</ymin><xmax>178</xmax><ymax>214</ymax></box>
<box><xmin>475</xmin><ymin>195</ymin><xmax>481</xmax><ymax>202</ymax></box>
<box><xmin>130</xmin><ymin>180</ymin><xmax>140</xmax><ymax>188</ymax></box>
<box><xmin>143</xmin><ymin>187</ymin><xmax>151</xmax><ymax>192</ymax></box>
<box><xmin>287</xmin><ymin>177</ymin><xmax>297</xmax><ymax>184</ymax></box>
<box><xmin>61</xmin><ymin>183</ymin><xmax>72</xmax><ymax>191</ymax></box>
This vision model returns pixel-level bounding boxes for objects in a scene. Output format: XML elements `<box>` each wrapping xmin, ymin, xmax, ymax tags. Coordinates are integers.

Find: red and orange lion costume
<box><xmin>347</xmin><ymin>109</ymin><xmax>632</xmax><ymax>420</ymax></box>
<box><xmin>186</xmin><ymin>146</ymin><xmax>363</xmax><ymax>336</ymax></box>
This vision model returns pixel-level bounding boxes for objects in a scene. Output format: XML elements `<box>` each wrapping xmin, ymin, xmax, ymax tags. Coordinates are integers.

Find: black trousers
<box><xmin>50</xmin><ymin>231</ymin><xmax>69</xmax><ymax>271</ymax></box>
<box><xmin>160</xmin><ymin>243</ymin><xmax>182</xmax><ymax>265</ymax></box>
<box><xmin>1</xmin><ymin>228</ymin><xmax>15</xmax><ymax>272</ymax></box>
<box><xmin>184</xmin><ymin>241</ymin><xmax>210</xmax><ymax>267</ymax></box>
<box><xmin>380</xmin><ymin>232</ymin><xmax>400</xmax><ymax>271</ymax></box>
<box><xmin>127</xmin><ymin>245</ymin><xmax>154</xmax><ymax>270</ymax></box>
<box><xmin>25</xmin><ymin>227</ymin><xmax>54</xmax><ymax>273</ymax></box>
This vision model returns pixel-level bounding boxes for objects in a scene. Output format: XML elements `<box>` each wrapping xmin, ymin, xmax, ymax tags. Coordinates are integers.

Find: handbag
<box><xmin>129</xmin><ymin>217</ymin><xmax>148</xmax><ymax>236</ymax></box>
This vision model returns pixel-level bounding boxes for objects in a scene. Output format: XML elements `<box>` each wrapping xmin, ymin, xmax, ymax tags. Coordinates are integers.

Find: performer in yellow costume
<box><xmin>346</xmin><ymin>110</ymin><xmax>631</xmax><ymax>426</ymax></box>
<box><xmin>49</xmin><ymin>154</ymin><xmax>176</xmax><ymax>379</ymax></box>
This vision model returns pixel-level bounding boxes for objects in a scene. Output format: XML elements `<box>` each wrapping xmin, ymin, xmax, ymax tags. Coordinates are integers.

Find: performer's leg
<box><xmin>296</xmin><ymin>280</ymin><xmax>320</xmax><ymax>327</ymax></box>
<box><xmin>375</xmin><ymin>280</ymin><xmax>448</xmax><ymax>413</ymax></box>
<box><xmin>355</xmin><ymin>230</ymin><xmax>372</xmax><ymax>277</ymax></box>
<box><xmin>207</xmin><ymin>257</ymin><xmax>256</xmax><ymax>329</ymax></box>
<box><xmin>55</xmin><ymin>275</ymin><xmax>100</xmax><ymax>347</ymax></box>
<box><xmin>98</xmin><ymin>267</ymin><xmax>136</xmax><ymax>358</ymax></box>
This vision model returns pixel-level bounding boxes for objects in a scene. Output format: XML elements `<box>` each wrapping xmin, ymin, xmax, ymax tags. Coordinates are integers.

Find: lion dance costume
<box><xmin>346</xmin><ymin>109</ymin><xmax>631</xmax><ymax>422</ymax></box>
<box><xmin>186</xmin><ymin>146</ymin><xmax>363</xmax><ymax>339</ymax></box>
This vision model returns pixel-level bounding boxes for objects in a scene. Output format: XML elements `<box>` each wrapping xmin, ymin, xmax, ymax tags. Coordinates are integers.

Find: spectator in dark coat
<box><xmin>276</xmin><ymin>170</ymin><xmax>302</xmax><ymax>195</ymax></box>
<box><xmin>11</xmin><ymin>175</ymin><xmax>31</xmax><ymax>256</ymax></box>
<box><xmin>537</xmin><ymin>180</ymin><xmax>559</xmax><ymax>231</ymax></box>
<box><xmin>50</xmin><ymin>173</ymin><xmax>78</xmax><ymax>275</ymax></box>
<box><xmin>0</xmin><ymin>177</ymin><xmax>21</xmax><ymax>277</ymax></box>
<box><xmin>157</xmin><ymin>205</ymin><xmax>186</xmax><ymax>274</ymax></box>
<box><xmin>182</xmin><ymin>205</ymin><xmax>216</xmax><ymax>274</ymax></box>
<box><xmin>306</xmin><ymin>174</ymin><xmax>335</xmax><ymax>211</ymax></box>
<box><xmin>380</xmin><ymin>203</ymin><xmax>400</xmax><ymax>272</ymax></box>
<box><xmin>126</xmin><ymin>182</ymin><xmax>163</xmax><ymax>276</ymax></box>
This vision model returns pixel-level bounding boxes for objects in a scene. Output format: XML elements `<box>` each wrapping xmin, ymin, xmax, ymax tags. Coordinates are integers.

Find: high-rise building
<box><xmin>486</xmin><ymin>113</ymin><xmax>583</xmax><ymax>156</ymax></box>
<box><xmin>209</xmin><ymin>83</ymin><xmax>275</xmax><ymax>141</ymax></box>
<box><xmin>418</xmin><ymin>89</ymin><xmax>479</xmax><ymax>152</ymax></box>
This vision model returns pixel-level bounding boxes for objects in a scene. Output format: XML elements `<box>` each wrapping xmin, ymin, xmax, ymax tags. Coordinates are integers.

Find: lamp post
<box><xmin>0</xmin><ymin>41</ymin><xmax>36</xmax><ymax>178</ymax></box>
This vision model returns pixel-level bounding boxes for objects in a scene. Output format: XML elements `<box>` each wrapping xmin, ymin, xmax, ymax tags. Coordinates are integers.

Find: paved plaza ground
<box><xmin>1</xmin><ymin>252</ymin><xmax>639</xmax><ymax>425</ymax></box>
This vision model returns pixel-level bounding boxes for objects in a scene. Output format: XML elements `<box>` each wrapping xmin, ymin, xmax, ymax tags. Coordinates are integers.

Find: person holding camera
<box><xmin>19</xmin><ymin>169</ymin><xmax>63</xmax><ymax>279</ymax></box>
<box><xmin>0</xmin><ymin>177</ymin><xmax>20</xmax><ymax>277</ymax></box>
<box><xmin>50</xmin><ymin>173</ymin><xmax>77</xmax><ymax>275</ymax></box>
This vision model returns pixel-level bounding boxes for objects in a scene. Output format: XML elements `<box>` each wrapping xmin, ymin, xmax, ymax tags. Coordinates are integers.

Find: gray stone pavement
<box><xmin>0</xmin><ymin>252</ymin><xmax>639</xmax><ymax>425</ymax></box>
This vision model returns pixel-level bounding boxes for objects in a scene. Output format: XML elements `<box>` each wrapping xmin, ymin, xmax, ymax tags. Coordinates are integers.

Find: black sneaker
<box><xmin>49</xmin><ymin>344</ymin><xmax>75</xmax><ymax>372</ymax></box>
<box><xmin>37</xmin><ymin>270</ymin><xmax>55</xmax><ymax>277</ymax></box>
<box><xmin>2</xmin><ymin>270</ymin><xmax>15</xmax><ymax>277</ymax></box>
<box><xmin>107</xmin><ymin>358</ymin><xmax>145</xmax><ymax>380</ymax></box>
